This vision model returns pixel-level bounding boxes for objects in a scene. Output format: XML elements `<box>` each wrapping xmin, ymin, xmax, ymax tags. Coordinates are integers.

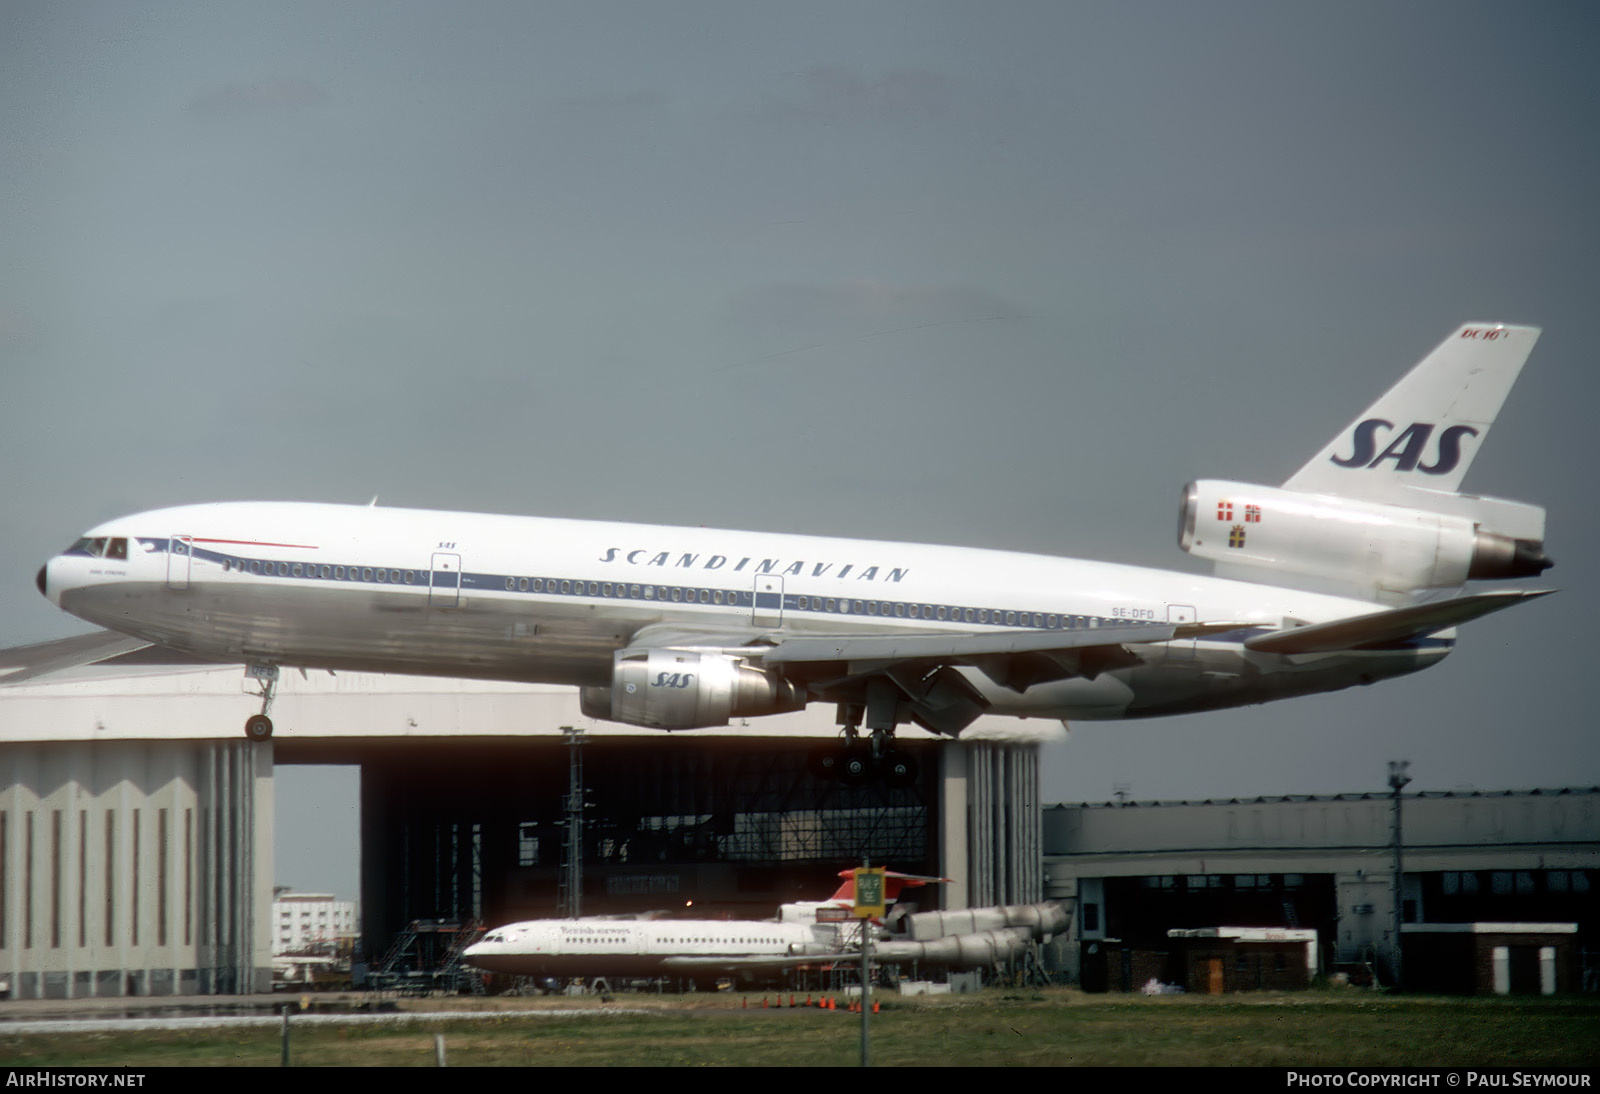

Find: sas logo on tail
<box><xmin>1331</xmin><ymin>419</ymin><xmax>1478</xmax><ymax>475</ymax></box>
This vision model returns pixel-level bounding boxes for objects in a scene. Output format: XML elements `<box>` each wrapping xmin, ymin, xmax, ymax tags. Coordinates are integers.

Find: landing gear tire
<box><xmin>808</xmin><ymin>745</ymin><xmax>840</xmax><ymax>780</ymax></box>
<box><xmin>838</xmin><ymin>746</ymin><xmax>876</xmax><ymax>786</ymax></box>
<box><xmin>881</xmin><ymin>749</ymin><xmax>918</xmax><ymax>789</ymax></box>
<box><xmin>245</xmin><ymin>714</ymin><xmax>274</xmax><ymax>741</ymax></box>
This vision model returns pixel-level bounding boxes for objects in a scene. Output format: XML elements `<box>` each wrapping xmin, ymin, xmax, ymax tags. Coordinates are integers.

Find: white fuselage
<box><xmin>39</xmin><ymin>501</ymin><xmax>1448</xmax><ymax>721</ymax></box>
<box><xmin>461</xmin><ymin>917</ymin><xmax>836</xmax><ymax>978</ymax></box>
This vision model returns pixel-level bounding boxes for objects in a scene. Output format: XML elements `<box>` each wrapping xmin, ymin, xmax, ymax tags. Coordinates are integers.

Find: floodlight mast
<box><xmin>559</xmin><ymin>726</ymin><xmax>587</xmax><ymax>918</ymax></box>
<box><xmin>1388</xmin><ymin>760</ymin><xmax>1412</xmax><ymax>990</ymax></box>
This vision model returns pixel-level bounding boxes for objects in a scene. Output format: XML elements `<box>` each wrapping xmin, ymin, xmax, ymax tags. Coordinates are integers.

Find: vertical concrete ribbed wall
<box><xmin>963</xmin><ymin>742</ymin><xmax>1041</xmax><ymax>907</ymax></box>
<box><xmin>0</xmin><ymin>740</ymin><xmax>272</xmax><ymax>998</ymax></box>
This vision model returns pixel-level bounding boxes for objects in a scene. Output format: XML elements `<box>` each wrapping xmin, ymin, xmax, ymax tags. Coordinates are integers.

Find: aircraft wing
<box><xmin>760</xmin><ymin>621</ymin><xmax>1241</xmax><ymax>664</ymax></box>
<box><xmin>0</xmin><ymin>630</ymin><xmax>155</xmax><ymax>685</ymax></box>
<box><xmin>1243</xmin><ymin>589</ymin><xmax>1552</xmax><ymax>655</ymax></box>
<box><xmin>627</xmin><ymin>619</ymin><xmax>1242</xmax><ymax>735</ymax></box>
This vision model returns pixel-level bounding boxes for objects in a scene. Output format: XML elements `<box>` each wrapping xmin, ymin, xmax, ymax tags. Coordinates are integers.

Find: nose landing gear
<box><xmin>244</xmin><ymin>664</ymin><xmax>279</xmax><ymax>740</ymax></box>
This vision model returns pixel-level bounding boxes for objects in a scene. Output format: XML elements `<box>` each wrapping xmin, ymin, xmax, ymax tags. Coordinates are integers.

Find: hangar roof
<box><xmin>0</xmin><ymin>637</ymin><xmax>1058</xmax><ymax>746</ymax></box>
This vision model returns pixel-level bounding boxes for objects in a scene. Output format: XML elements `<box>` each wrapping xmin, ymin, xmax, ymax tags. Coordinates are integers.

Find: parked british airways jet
<box><xmin>461</xmin><ymin>870</ymin><xmax>1068</xmax><ymax>984</ymax></box>
<box><xmin>28</xmin><ymin>324</ymin><xmax>1553</xmax><ymax>782</ymax></box>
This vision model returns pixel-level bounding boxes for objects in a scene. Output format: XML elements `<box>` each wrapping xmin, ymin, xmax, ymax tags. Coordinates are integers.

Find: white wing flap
<box><xmin>759</xmin><ymin>622</ymin><xmax>1240</xmax><ymax>664</ymax></box>
<box><xmin>1243</xmin><ymin>589</ymin><xmax>1550</xmax><ymax>655</ymax></box>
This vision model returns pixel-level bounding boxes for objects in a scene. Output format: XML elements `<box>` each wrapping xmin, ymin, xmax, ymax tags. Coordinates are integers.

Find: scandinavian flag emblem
<box><xmin>1217</xmin><ymin>500</ymin><xmax>1233</xmax><ymax>521</ymax></box>
<box><xmin>1244</xmin><ymin>504</ymin><xmax>1261</xmax><ymax>523</ymax></box>
<box><xmin>1228</xmin><ymin>524</ymin><xmax>1246</xmax><ymax>548</ymax></box>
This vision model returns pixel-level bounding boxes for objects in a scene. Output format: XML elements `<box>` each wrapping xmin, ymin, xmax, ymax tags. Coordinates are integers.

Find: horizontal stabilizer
<box><xmin>1244</xmin><ymin>589</ymin><xmax>1551</xmax><ymax>655</ymax></box>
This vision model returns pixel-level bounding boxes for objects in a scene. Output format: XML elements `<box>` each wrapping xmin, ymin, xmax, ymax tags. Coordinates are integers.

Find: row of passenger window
<box><xmin>221</xmin><ymin>556</ymin><xmax>1115</xmax><ymax>632</ymax></box>
<box><xmin>499</xmin><ymin>574</ymin><xmax>1104</xmax><ymax>631</ymax></box>
<box><xmin>502</xmin><ymin>575</ymin><xmax>744</xmax><ymax>606</ymax></box>
<box><xmin>221</xmin><ymin>558</ymin><xmax>417</xmax><ymax>584</ymax></box>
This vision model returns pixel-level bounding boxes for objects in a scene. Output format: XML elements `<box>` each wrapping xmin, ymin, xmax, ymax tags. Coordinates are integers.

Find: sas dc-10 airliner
<box><xmin>28</xmin><ymin>324</ymin><xmax>1553</xmax><ymax>784</ymax></box>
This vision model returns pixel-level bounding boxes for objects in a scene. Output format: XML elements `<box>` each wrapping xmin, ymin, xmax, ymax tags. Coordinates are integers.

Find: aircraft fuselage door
<box><xmin>430</xmin><ymin>552</ymin><xmax>462</xmax><ymax>607</ymax></box>
<box><xmin>1166</xmin><ymin>603</ymin><xmax>1197</xmax><ymax>659</ymax></box>
<box><xmin>752</xmin><ymin>574</ymin><xmax>784</xmax><ymax>627</ymax></box>
<box><xmin>167</xmin><ymin>535</ymin><xmax>193</xmax><ymax>590</ymax></box>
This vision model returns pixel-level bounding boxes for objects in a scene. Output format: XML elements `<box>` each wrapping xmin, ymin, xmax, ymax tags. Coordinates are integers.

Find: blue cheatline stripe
<box><xmin>127</xmin><ymin>536</ymin><xmax>1438</xmax><ymax>650</ymax></box>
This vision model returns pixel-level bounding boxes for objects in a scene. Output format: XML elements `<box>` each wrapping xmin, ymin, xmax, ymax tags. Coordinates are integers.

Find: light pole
<box><xmin>1387</xmin><ymin>760</ymin><xmax>1412</xmax><ymax>991</ymax></box>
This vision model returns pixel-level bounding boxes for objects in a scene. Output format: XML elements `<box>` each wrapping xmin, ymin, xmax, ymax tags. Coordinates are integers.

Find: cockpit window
<box><xmin>66</xmin><ymin>537</ymin><xmax>128</xmax><ymax>559</ymax></box>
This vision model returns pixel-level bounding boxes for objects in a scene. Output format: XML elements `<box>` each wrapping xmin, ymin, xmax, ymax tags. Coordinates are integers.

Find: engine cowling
<box><xmin>579</xmin><ymin>648</ymin><xmax>806</xmax><ymax>729</ymax></box>
<box><xmin>1179</xmin><ymin>480</ymin><xmax>1550</xmax><ymax>598</ymax></box>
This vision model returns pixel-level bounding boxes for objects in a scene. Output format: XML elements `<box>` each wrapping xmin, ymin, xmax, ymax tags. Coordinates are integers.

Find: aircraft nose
<box><xmin>36</xmin><ymin>559</ymin><xmax>64</xmax><ymax>607</ymax></box>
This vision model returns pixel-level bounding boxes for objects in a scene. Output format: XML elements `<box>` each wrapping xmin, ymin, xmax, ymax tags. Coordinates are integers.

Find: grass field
<box><xmin>3</xmin><ymin>989</ymin><xmax>1597</xmax><ymax>1067</ymax></box>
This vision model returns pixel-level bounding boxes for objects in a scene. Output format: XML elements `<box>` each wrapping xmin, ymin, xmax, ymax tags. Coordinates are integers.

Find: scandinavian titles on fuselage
<box><xmin>597</xmin><ymin>546</ymin><xmax>908</xmax><ymax>583</ymax></box>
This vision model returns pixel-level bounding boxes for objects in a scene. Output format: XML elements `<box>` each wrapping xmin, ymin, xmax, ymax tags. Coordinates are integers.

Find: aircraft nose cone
<box><xmin>36</xmin><ymin>564</ymin><xmax>47</xmax><ymax>598</ymax></box>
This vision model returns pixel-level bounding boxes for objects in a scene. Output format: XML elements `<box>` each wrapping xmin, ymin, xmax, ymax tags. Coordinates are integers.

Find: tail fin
<box><xmin>1284</xmin><ymin>323</ymin><xmax>1539</xmax><ymax>502</ymax></box>
<box><xmin>1180</xmin><ymin>323</ymin><xmax>1551</xmax><ymax>602</ymax></box>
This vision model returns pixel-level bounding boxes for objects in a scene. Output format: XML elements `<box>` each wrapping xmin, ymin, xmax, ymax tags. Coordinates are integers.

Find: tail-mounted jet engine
<box><xmin>579</xmin><ymin>648</ymin><xmax>805</xmax><ymax>730</ymax></box>
<box><xmin>1179</xmin><ymin>480</ymin><xmax>1550</xmax><ymax>600</ymax></box>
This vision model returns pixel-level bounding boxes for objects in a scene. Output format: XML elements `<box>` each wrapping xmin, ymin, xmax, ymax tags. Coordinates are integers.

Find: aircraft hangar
<box><xmin>7</xmin><ymin>649</ymin><xmax>1590</xmax><ymax>1000</ymax></box>
<box><xmin>1044</xmin><ymin>787</ymin><xmax>1599</xmax><ymax>991</ymax></box>
<box><xmin>0</xmin><ymin>649</ymin><xmax>1048</xmax><ymax>999</ymax></box>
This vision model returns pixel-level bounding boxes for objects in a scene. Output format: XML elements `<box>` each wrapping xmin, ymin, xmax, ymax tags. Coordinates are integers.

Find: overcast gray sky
<box><xmin>4</xmin><ymin>2</ymin><xmax>1597</xmax><ymax>897</ymax></box>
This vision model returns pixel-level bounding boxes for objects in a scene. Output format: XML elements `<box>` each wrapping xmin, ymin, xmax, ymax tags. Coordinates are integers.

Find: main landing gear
<box><xmin>807</xmin><ymin>730</ymin><xmax>920</xmax><ymax>788</ymax></box>
<box><xmin>807</xmin><ymin>694</ymin><xmax>920</xmax><ymax>788</ymax></box>
<box><xmin>244</xmin><ymin>664</ymin><xmax>278</xmax><ymax>741</ymax></box>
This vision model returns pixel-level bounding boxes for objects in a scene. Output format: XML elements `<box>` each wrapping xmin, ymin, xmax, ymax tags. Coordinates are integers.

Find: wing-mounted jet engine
<box><xmin>579</xmin><ymin>647</ymin><xmax>805</xmax><ymax>729</ymax></box>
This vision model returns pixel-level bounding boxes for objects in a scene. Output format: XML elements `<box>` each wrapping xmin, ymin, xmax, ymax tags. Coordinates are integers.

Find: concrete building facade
<box><xmin>273</xmin><ymin>892</ymin><xmax>358</xmax><ymax>954</ymax></box>
<box><xmin>0</xmin><ymin>738</ymin><xmax>270</xmax><ymax>997</ymax></box>
<box><xmin>1044</xmin><ymin>788</ymin><xmax>1599</xmax><ymax>988</ymax></box>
